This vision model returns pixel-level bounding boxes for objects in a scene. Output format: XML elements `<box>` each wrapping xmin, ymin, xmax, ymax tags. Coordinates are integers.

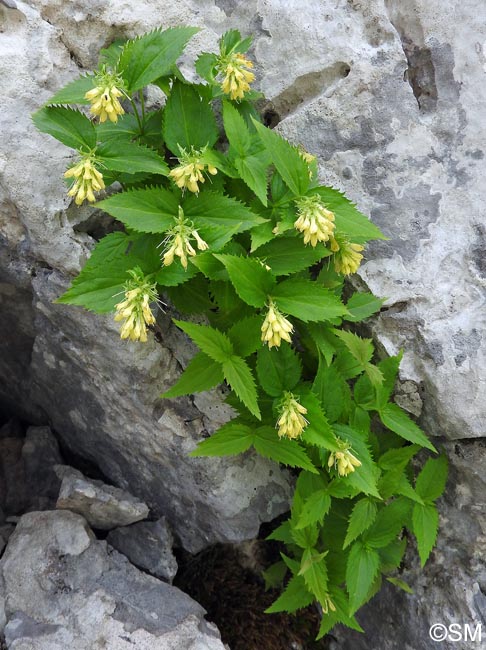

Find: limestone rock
<box><xmin>56</xmin><ymin>465</ymin><xmax>149</xmax><ymax>529</ymax></box>
<box><xmin>0</xmin><ymin>510</ymin><xmax>225</xmax><ymax>649</ymax></box>
<box><xmin>107</xmin><ymin>517</ymin><xmax>178</xmax><ymax>582</ymax></box>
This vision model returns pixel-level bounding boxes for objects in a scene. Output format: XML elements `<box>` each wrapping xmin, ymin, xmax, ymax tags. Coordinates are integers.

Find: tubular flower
<box><xmin>162</xmin><ymin>207</ymin><xmax>209</xmax><ymax>270</ymax></box>
<box><xmin>327</xmin><ymin>439</ymin><xmax>362</xmax><ymax>477</ymax></box>
<box><xmin>64</xmin><ymin>156</ymin><xmax>105</xmax><ymax>205</ymax></box>
<box><xmin>330</xmin><ymin>236</ymin><xmax>365</xmax><ymax>275</ymax></box>
<box><xmin>276</xmin><ymin>392</ymin><xmax>308</xmax><ymax>440</ymax></box>
<box><xmin>220</xmin><ymin>53</ymin><xmax>255</xmax><ymax>100</ymax></box>
<box><xmin>261</xmin><ymin>299</ymin><xmax>293</xmax><ymax>348</ymax></box>
<box><xmin>298</xmin><ymin>147</ymin><xmax>317</xmax><ymax>179</ymax></box>
<box><xmin>294</xmin><ymin>195</ymin><xmax>336</xmax><ymax>246</ymax></box>
<box><xmin>169</xmin><ymin>147</ymin><xmax>218</xmax><ymax>193</ymax></box>
<box><xmin>85</xmin><ymin>72</ymin><xmax>125</xmax><ymax>123</ymax></box>
<box><xmin>321</xmin><ymin>595</ymin><xmax>337</xmax><ymax>615</ymax></box>
<box><xmin>114</xmin><ymin>268</ymin><xmax>159</xmax><ymax>343</ymax></box>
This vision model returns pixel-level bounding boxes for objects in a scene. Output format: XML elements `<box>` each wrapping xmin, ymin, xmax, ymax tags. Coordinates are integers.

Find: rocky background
<box><xmin>0</xmin><ymin>1</ymin><xmax>485</xmax><ymax>649</ymax></box>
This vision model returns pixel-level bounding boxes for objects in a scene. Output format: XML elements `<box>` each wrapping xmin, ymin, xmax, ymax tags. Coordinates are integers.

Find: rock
<box><xmin>0</xmin><ymin>419</ymin><xmax>23</xmax><ymax>440</ymax></box>
<box><xmin>107</xmin><ymin>517</ymin><xmax>178</xmax><ymax>582</ymax></box>
<box><xmin>56</xmin><ymin>465</ymin><xmax>149</xmax><ymax>530</ymax></box>
<box><xmin>0</xmin><ymin>526</ymin><xmax>14</xmax><ymax>556</ymax></box>
<box><xmin>0</xmin><ymin>510</ymin><xmax>225</xmax><ymax>649</ymax></box>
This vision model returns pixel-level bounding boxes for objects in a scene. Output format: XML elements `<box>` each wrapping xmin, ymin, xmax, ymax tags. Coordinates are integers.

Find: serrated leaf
<box><xmin>234</xmin><ymin>154</ymin><xmax>270</xmax><ymax>206</ymax></box>
<box><xmin>343</xmin><ymin>498</ymin><xmax>378</xmax><ymax>549</ymax></box>
<box><xmin>222</xmin><ymin>100</ymin><xmax>252</xmax><ymax>156</ymax></box>
<box><xmin>252</xmin><ymin>119</ymin><xmax>309</xmax><ymax>196</ymax></box>
<box><xmin>33</xmin><ymin>106</ymin><xmax>96</xmax><ymax>151</ymax></box>
<box><xmin>378</xmin><ymin>538</ymin><xmax>407</xmax><ymax>572</ymax></box>
<box><xmin>215</xmin><ymin>254</ymin><xmax>276</xmax><ymax>308</ymax></box>
<box><xmin>378</xmin><ymin>445</ymin><xmax>421</xmax><ymax>471</ymax></box>
<box><xmin>161</xmin><ymin>351</ymin><xmax>222</xmax><ymax>399</ymax></box>
<box><xmin>189</xmin><ymin>421</ymin><xmax>254</xmax><ymax>457</ymax></box>
<box><xmin>253</xmin><ymin>427</ymin><xmax>317</xmax><ymax>473</ymax></box>
<box><xmin>363</xmin><ymin>498</ymin><xmax>411</xmax><ymax>548</ymax></box>
<box><xmin>97</xmin><ymin>187</ymin><xmax>179</xmax><ymax>233</ymax></box>
<box><xmin>312</xmin><ymin>362</ymin><xmax>351</xmax><ymax>424</ymax></box>
<box><xmin>299</xmin><ymin>549</ymin><xmax>329</xmax><ymax>606</ymax></box>
<box><xmin>312</xmin><ymin>186</ymin><xmax>386</xmax><ymax>243</ymax></box>
<box><xmin>265</xmin><ymin>575</ymin><xmax>314</xmax><ymax>614</ymax></box>
<box><xmin>256</xmin><ymin>237</ymin><xmax>331</xmax><ymax>276</ymax></box>
<box><xmin>296</xmin><ymin>490</ymin><xmax>331</xmax><ymax>529</ymax></box>
<box><xmin>344</xmin><ymin>292</ymin><xmax>385</xmax><ymax>322</ymax></box>
<box><xmin>333</xmin><ymin>424</ymin><xmax>381</xmax><ymax>498</ymax></box>
<box><xmin>165</xmin><ymin>274</ymin><xmax>213</xmax><ymax>314</ymax></box>
<box><xmin>306</xmin><ymin>324</ymin><xmax>336</xmax><ymax>365</ymax></box>
<box><xmin>266</xmin><ymin>520</ymin><xmax>293</xmax><ymax>544</ymax></box>
<box><xmin>222</xmin><ymin>355</ymin><xmax>260</xmax><ymax>419</ymax></box>
<box><xmin>333</xmin><ymin>329</ymin><xmax>374</xmax><ymax>366</ymax></box>
<box><xmin>386</xmin><ymin>577</ymin><xmax>414</xmax><ymax>594</ymax></box>
<box><xmin>299</xmin><ymin>391</ymin><xmax>339</xmax><ymax>451</ymax></box>
<box><xmin>163</xmin><ymin>81</ymin><xmax>218</xmax><ymax>154</ymax></box>
<box><xmin>412</xmin><ymin>502</ymin><xmax>439</xmax><ymax>566</ymax></box>
<box><xmin>227</xmin><ymin>316</ymin><xmax>263</xmax><ymax>357</ymax></box>
<box><xmin>45</xmin><ymin>74</ymin><xmax>95</xmax><ymax>105</ymax></box>
<box><xmin>96</xmin><ymin>141</ymin><xmax>169</xmax><ymax>175</ymax></box>
<box><xmin>195</xmin><ymin>52</ymin><xmax>219</xmax><ymax>82</ymax></box>
<box><xmin>316</xmin><ymin>588</ymin><xmax>364</xmax><ymax>638</ymax></box>
<box><xmin>156</xmin><ymin>261</ymin><xmax>198</xmax><ymax>287</ymax></box>
<box><xmin>415</xmin><ymin>455</ymin><xmax>448</xmax><ymax>502</ymax></box>
<box><xmin>375</xmin><ymin>351</ymin><xmax>403</xmax><ymax>409</ymax></box>
<box><xmin>346</xmin><ymin>541</ymin><xmax>380</xmax><ymax>613</ymax></box>
<box><xmin>256</xmin><ymin>344</ymin><xmax>301</xmax><ymax>397</ymax></box>
<box><xmin>262</xmin><ymin>561</ymin><xmax>288</xmax><ymax>591</ymax></box>
<box><xmin>119</xmin><ymin>27</ymin><xmax>199</xmax><ymax>92</ymax></box>
<box><xmin>272</xmin><ymin>279</ymin><xmax>347</xmax><ymax>322</ymax></box>
<box><xmin>174</xmin><ymin>320</ymin><xmax>233</xmax><ymax>363</ymax></box>
<box><xmin>380</xmin><ymin>402</ymin><xmax>436</xmax><ymax>452</ymax></box>
<box><xmin>250</xmin><ymin>222</ymin><xmax>276</xmax><ymax>252</ymax></box>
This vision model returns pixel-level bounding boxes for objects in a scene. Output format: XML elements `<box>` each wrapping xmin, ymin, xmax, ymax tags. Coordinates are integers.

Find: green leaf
<box><xmin>250</xmin><ymin>222</ymin><xmax>276</xmax><ymax>252</ymax></box>
<box><xmin>96</xmin><ymin>141</ymin><xmax>169</xmax><ymax>176</ymax></box>
<box><xmin>386</xmin><ymin>577</ymin><xmax>414</xmax><ymax>594</ymax></box>
<box><xmin>333</xmin><ymin>424</ymin><xmax>381</xmax><ymax>497</ymax></box>
<box><xmin>97</xmin><ymin>187</ymin><xmax>179</xmax><ymax>233</ymax></box>
<box><xmin>333</xmin><ymin>329</ymin><xmax>374</xmax><ymax>366</ymax></box>
<box><xmin>252</xmin><ymin>119</ymin><xmax>309</xmax><ymax>196</ymax></box>
<box><xmin>119</xmin><ymin>27</ymin><xmax>199</xmax><ymax>92</ymax></box>
<box><xmin>253</xmin><ymin>427</ymin><xmax>317</xmax><ymax>473</ymax></box>
<box><xmin>312</xmin><ymin>362</ymin><xmax>351</xmax><ymax>424</ymax></box>
<box><xmin>306</xmin><ymin>324</ymin><xmax>336</xmax><ymax>365</ymax></box>
<box><xmin>262</xmin><ymin>561</ymin><xmax>287</xmax><ymax>591</ymax></box>
<box><xmin>173</xmin><ymin>320</ymin><xmax>233</xmax><ymax>363</ymax></box>
<box><xmin>346</xmin><ymin>541</ymin><xmax>380</xmax><ymax>613</ymax></box>
<box><xmin>272</xmin><ymin>279</ymin><xmax>347</xmax><ymax>322</ymax></box>
<box><xmin>412</xmin><ymin>502</ymin><xmax>439</xmax><ymax>566</ymax></box>
<box><xmin>163</xmin><ymin>81</ymin><xmax>218</xmax><ymax>154</ymax></box>
<box><xmin>222</xmin><ymin>101</ymin><xmax>252</xmax><ymax>156</ymax></box>
<box><xmin>344</xmin><ymin>292</ymin><xmax>385</xmax><ymax>323</ymax></box>
<box><xmin>189</xmin><ymin>421</ymin><xmax>254</xmax><ymax>457</ymax></box>
<box><xmin>256</xmin><ymin>344</ymin><xmax>301</xmax><ymax>397</ymax></box>
<box><xmin>255</xmin><ymin>237</ymin><xmax>331</xmax><ymax>276</ymax></box>
<box><xmin>227</xmin><ymin>316</ymin><xmax>264</xmax><ymax>357</ymax></box>
<box><xmin>312</xmin><ymin>186</ymin><xmax>386</xmax><ymax>243</ymax></box>
<box><xmin>156</xmin><ymin>261</ymin><xmax>198</xmax><ymax>288</ymax></box>
<box><xmin>165</xmin><ymin>275</ymin><xmax>213</xmax><ymax>313</ymax></box>
<box><xmin>415</xmin><ymin>456</ymin><xmax>448</xmax><ymax>502</ymax></box>
<box><xmin>267</xmin><ymin>521</ymin><xmax>293</xmax><ymax>544</ymax></box>
<box><xmin>378</xmin><ymin>538</ymin><xmax>407</xmax><ymax>572</ymax></box>
<box><xmin>316</xmin><ymin>588</ymin><xmax>364</xmax><ymax>638</ymax></box>
<box><xmin>215</xmin><ymin>254</ymin><xmax>276</xmax><ymax>308</ymax></box>
<box><xmin>195</xmin><ymin>52</ymin><xmax>218</xmax><ymax>82</ymax></box>
<box><xmin>265</xmin><ymin>575</ymin><xmax>314</xmax><ymax>614</ymax></box>
<box><xmin>45</xmin><ymin>74</ymin><xmax>95</xmax><ymax>105</ymax></box>
<box><xmin>162</xmin><ymin>352</ymin><xmax>223</xmax><ymax>398</ymax></box>
<box><xmin>380</xmin><ymin>403</ymin><xmax>436</xmax><ymax>452</ymax></box>
<box><xmin>300</xmin><ymin>391</ymin><xmax>339</xmax><ymax>451</ymax></box>
<box><xmin>33</xmin><ymin>106</ymin><xmax>96</xmax><ymax>151</ymax></box>
<box><xmin>299</xmin><ymin>549</ymin><xmax>329</xmax><ymax>606</ymax></box>
<box><xmin>222</xmin><ymin>355</ymin><xmax>261</xmax><ymax>419</ymax></box>
<box><xmin>234</xmin><ymin>154</ymin><xmax>270</xmax><ymax>206</ymax></box>
<box><xmin>378</xmin><ymin>444</ymin><xmax>421</xmax><ymax>471</ymax></box>
<box><xmin>296</xmin><ymin>490</ymin><xmax>331</xmax><ymax>529</ymax></box>
<box><xmin>375</xmin><ymin>352</ymin><xmax>403</xmax><ymax>409</ymax></box>
<box><xmin>363</xmin><ymin>498</ymin><xmax>411</xmax><ymax>548</ymax></box>
<box><xmin>343</xmin><ymin>498</ymin><xmax>378</xmax><ymax>549</ymax></box>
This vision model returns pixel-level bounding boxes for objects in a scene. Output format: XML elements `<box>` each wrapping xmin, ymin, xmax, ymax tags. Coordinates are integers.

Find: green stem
<box><xmin>139</xmin><ymin>89</ymin><xmax>146</xmax><ymax>122</ymax></box>
<box><xmin>129</xmin><ymin>97</ymin><xmax>144</xmax><ymax>135</ymax></box>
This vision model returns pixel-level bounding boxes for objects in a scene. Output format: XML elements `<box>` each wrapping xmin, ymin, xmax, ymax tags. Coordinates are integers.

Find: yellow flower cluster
<box><xmin>163</xmin><ymin>209</ymin><xmax>209</xmax><ymax>269</ymax></box>
<box><xmin>169</xmin><ymin>151</ymin><xmax>218</xmax><ymax>193</ymax></box>
<box><xmin>276</xmin><ymin>393</ymin><xmax>308</xmax><ymax>439</ymax></box>
<box><xmin>85</xmin><ymin>83</ymin><xmax>125</xmax><ymax>123</ymax></box>
<box><xmin>220</xmin><ymin>53</ymin><xmax>255</xmax><ymax>100</ymax></box>
<box><xmin>294</xmin><ymin>195</ymin><xmax>336</xmax><ymax>247</ymax></box>
<box><xmin>330</xmin><ymin>237</ymin><xmax>364</xmax><ymax>275</ymax></box>
<box><xmin>261</xmin><ymin>299</ymin><xmax>293</xmax><ymax>348</ymax></box>
<box><xmin>327</xmin><ymin>439</ymin><xmax>362</xmax><ymax>477</ymax></box>
<box><xmin>64</xmin><ymin>157</ymin><xmax>105</xmax><ymax>205</ymax></box>
<box><xmin>114</xmin><ymin>269</ymin><xmax>159</xmax><ymax>343</ymax></box>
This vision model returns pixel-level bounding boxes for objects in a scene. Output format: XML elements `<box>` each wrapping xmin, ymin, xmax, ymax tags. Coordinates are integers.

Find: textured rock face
<box><xmin>0</xmin><ymin>511</ymin><xmax>225</xmax><ymax>649</ymax></box>
<box><xmin>1</xmin><ymin>0</ymin><xmax>485</xmax><ymax>646</ymax></box>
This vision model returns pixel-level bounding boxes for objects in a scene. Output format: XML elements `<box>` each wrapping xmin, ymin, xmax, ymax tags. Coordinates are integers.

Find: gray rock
<box><xmin>107</xmin><ymin>517</ymin><xmax>178</xmax><ymax>582</ymax></box>
<box><xmin>0</xmin><ymin>510</ymin><xmax>225</xmax><ymax>649</ymax></box>
<box><xmin>56</xmin><ymin>465</ymin><xmax>149</xmax><ymax>530</ymax></box>
<box><xmin>0</xmin><ymin>419</ymin><xmax>23</xmax><ymax>440</ymax></box>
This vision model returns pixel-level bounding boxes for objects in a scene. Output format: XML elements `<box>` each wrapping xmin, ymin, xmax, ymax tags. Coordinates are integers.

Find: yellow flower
<box><xmin>294</xmin><ymin>195</ymin><xmax>335</xmax><ymax>246</ymax></box>
<box><xmin>276</xmin><ymin>392</ymin><xmax>308</xmax><ymax>439</ymax></box>
<box><xmin>169</xmin><ymin>148</ymin><xmax>218</xmax><ymax>194</ymax></box>
<box><xmin>298</xmin><ymin>147</ymin><xmax>317</xmax><ymax>179</ymax></box>
<box><xmin>261</xmin><ymin>299</ymin><xmax>293</xmax><ymax>348</ymax></box>
<box><xmin>220</xmin><ymin>53</ymin><xmax>255</xmax><ymax>101</ymax></box>
<box><xmin>321</xmin><ymin>595</ymin><xmax>337</xmax><ymax>615</ymax></box>
<box><xmin>85</xmin><ymin>83</ymin><xmax>125</xmax><ymax>123</ymax></box>
<box><xmin>327</xmin><ymin>439</ymin><xmax>362</xmax><ymax>477</ymax></box>
<box><xmin>162</xmin><ymin>208</ymin><xmax>209</xmax><ymax>269</ymax></box>
<box><xmin>64</xmin><ymin>157</ymin><xmax>105</xmax><ymax>205</ymax></box>
<box><xmin>114</xmin><ymin>268</ymin><xmax>160</xmax><ymax>343</ymax></box>
<box><xmin>330</xmin><ymin>236</ymin><xmax>365</xmax><ymax>275</ymax></box>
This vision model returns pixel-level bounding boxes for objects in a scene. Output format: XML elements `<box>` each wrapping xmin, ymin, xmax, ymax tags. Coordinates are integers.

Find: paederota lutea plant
<box><xmin>33</xmin><ymin>27</ymin><xmax>447</xmax><ymax>638</ymax></box>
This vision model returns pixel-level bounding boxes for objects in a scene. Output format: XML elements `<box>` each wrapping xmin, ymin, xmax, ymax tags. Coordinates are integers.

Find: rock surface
<box><xmin>107</xmin><ymin>517</ymin><xmax>178</xmax><ymax>582</ymax></box>
<box><xmin>0</xmin><ymin>510</ymin><xmax>225</xmax><ymax>649</ymax></box>
<box><xmin>56</xmin><ymin>465</ymin><xmax>149</xmax><ymax>529</ymax></box>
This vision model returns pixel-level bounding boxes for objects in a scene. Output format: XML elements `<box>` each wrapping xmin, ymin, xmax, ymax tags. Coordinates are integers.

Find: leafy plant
<box><xmin>34</xmin><ymin>26</ymin><xmax>447</xmax><ymax>638</ymax></box>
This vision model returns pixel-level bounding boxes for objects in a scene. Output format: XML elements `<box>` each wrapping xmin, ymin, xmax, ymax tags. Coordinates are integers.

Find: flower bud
<box><xmin>261</xmin><ymin>299</ymin><xmax>293</xmax><ymax>348</ymax></box>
